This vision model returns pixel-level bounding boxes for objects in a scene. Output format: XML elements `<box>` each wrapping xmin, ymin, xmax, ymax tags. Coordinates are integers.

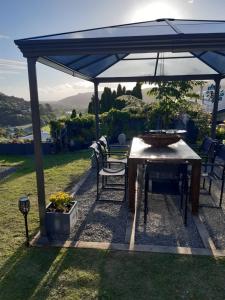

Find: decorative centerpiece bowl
<box><xmin>140</xmin><ymin>133</ymin><xmax>181</xmax><ymax>147</ymax></box>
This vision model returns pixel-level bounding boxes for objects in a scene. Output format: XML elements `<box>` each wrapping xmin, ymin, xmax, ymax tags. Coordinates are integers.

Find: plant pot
<box><xmin>45</xmin><ymin>201</ymin><xmax>78</xmax><ymax>236</ymax></box>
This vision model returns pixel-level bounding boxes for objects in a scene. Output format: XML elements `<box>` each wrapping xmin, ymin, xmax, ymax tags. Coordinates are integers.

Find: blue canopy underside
<box><xmin>16</xmin><ymin>19</ymin><xmax>225</xmax><ymax>80</ymax></box>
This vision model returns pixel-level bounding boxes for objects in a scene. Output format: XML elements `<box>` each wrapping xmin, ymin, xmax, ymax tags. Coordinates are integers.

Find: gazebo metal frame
<box><xmin>14</xmin><ymin>18</ymin><xmax>225</xmax><ymax>238</ymax></box>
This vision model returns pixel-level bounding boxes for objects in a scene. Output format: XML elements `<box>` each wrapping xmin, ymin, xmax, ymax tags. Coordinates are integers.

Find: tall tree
<box><xmin>71</xmin><ymin>109</ymin><xmax>77</xmax><ymax>118</ymax></box>
<box><xmin>132</xmin><ymin>82</ymin><xmax>143</xmax><ymax>99</ymax></box>
<box><xmin>100</xmin><ymin>87</ymin><xmax>113</xmax><ymax>113</ymax></box>
<box><xmin>88</xmin><ymin>94</ymin><xmax>95</xmax><ymax>114</ymax></box>
<box><xmin>116</xmin><ymin>84</ymin><xmax>123</xmax><ymax>97</ymax></box>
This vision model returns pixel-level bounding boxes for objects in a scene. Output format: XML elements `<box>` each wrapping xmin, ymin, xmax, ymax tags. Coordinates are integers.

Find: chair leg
<box><xmin>202</xmin><ymin>178</ymin><xmax>206</xmax><ymax>189</ymax></box>
<box><xmin>180</xmin><ymin>181</ymin><xmax>184</xmax><ymax>210</ymax></box>
<box><xmin>219</xmin><ymin>179</ymin><xmax>224</xmax><ymax>207</ymax></box>
<box><xmin>102</xmin><ymin>175</ymin><xmax>104</xmax><ymax>188</ymax></box>
<box><xmin>184</xmin><ymin>193</ymin><xmax>188</xmax><ymax>226</ymax></box>
<box><xmin>97</xmin><ymin>173</ymin><xmax>99</xmax><ymax>201</ymax></box>
<box><xmin>208</xmin><ymin>179</ymin><xmax>212</xmax><ymax>195</ymax></box>
<box><xmin>144</xmin><ymin>174</ymin><xmax>149</xmax><ymax>223</ymax></box>
<box><xmin>124</xmin><ymin>170</ymin><xmax>127</xmax><ymax>201</ymax></box>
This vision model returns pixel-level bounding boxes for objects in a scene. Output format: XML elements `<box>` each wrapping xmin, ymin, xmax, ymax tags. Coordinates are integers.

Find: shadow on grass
<box><xmin>1</xmin><ymin>244</ymin><xmax>225</xmax><ymax>300</ymax></box>
<box><xmin>0</xmin><ymin>245</ymin><xmax>61</xmax><ymax>300</ymax></box>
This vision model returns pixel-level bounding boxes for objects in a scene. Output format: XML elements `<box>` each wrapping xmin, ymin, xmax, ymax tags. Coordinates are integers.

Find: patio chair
<box><xmin>90</xmin><ymin>142</ymin><xmax>127</xmax><ymax>202</ymax></box>
<box><xmin>144</xmin><ymin>161</ymin><xmax>189</xmax><ymax>225</ymax></box>
<box><xmin>191</xmin><ymin>136</ymin><xmax>218</xmax><ymax>188</ymax></box>
<box><xmin>191</xmin><ymin>136</ymin><xmax>217</xmax><ymax>163</ymax></box>
<box><xmin>97</xmin><ymin>140</ymin><xmax>127</xmax><ymax>166</ymax></box>
<box><xmin>201</xmin><ymin>144</ymin><xmax>225</xmax><ymax>208</ymax></box>
<box><xmin>98</xmin><ymin>135</ymin><xmax>128</xmax><ymax>160</ymax></box>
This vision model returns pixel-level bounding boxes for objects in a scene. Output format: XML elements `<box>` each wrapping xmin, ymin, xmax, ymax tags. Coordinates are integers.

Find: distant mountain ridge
<box><xmin>49</xmin><ymin>92</ymin><xmax>101</xmax><ymax>112</ymax></box>
<box><xmin>47</xmin><ymin>89</ymin><xmax>154</xmax><ymax>112</ymax></box>
<box><xmin>0</xmin><ymin>92</ymin><xmax>31</xmax><ymax>126</ymax></box>
<box><xmin>0</xmin><ymin>92</ymin><xmax>53</xmax><ymax>127</ymax></box>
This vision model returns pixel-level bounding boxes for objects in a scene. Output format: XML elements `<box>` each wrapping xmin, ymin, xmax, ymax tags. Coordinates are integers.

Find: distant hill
<box><xmin>0</xmin><ymin>92</ymin><xmax>54</xmax><ymax>127</ymax></box>
<box><xmin>48</xmin><ymin>89</ymin><xmax>154</xmax><ymax>112</ymax></box>
<box><xmin>0</xmin><ymin>93</ymin><xmax>31</xmax><ymax>126</ymax></box>
<box><xmin>49</xmin><ymin>92</ymin><xmax>102</xmax><ymax>112</ymax></box>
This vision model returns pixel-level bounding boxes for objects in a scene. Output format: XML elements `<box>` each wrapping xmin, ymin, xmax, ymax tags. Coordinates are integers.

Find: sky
<box><xmin>1</xmin><ymin>0</ymin><xmax>225</xmax><ymax>102</ymax></box>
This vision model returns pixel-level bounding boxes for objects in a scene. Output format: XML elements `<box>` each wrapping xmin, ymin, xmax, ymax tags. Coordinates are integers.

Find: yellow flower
<box><xmin>49</xmin><ymin>191</ymin><xmax>73</xmax><ymax>210</ymax></box>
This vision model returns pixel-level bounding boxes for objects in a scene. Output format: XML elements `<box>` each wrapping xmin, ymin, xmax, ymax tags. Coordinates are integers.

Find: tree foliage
<box><xmin>88</xmin><ymin>94</ymin><xmax>95</xmax><ymax>114</ymax></box>
<box><xmin>132</xmin><ymin>82</ymin><xmax>143</xmax><ymax>99</ymax></box>
<box><xmin>116</xmin><ymin>84</ymin><xmax>123</xmax><ymax>97</ymax></box>
<box><xmin>147</xmin><ymin>81</ymin><xmax>204</xmax><ymax>101</ymax></box>
<box><xmin>71</xmin><ymin>109</ymin><xmax>77</xmax><ymax>118</ymax></box>
<box><xmin>0</xmin><ymin>92</ymin><xmax>55</xmax><ymax>126</ymax></box>
<box><xmin>88</xmin><ymin>83</ymin><xmax>143</xmax><ymax>114</ymax></box>
<box><xmin>147</xmin><ymin>80</ymin><xmax>206</xmax><ymax>128</ymax></box>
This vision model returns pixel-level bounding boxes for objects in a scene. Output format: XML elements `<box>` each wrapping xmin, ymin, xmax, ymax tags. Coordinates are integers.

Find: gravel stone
<box><xmin>49</xmin><ymin>169</ymin><xmax>225</xmax><ymax>251</ymax></box>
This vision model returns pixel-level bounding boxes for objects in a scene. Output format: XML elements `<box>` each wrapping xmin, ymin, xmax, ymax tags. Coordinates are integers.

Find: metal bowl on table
<box><xmin>140</xmin><ymin>133</ymin><xmax>181</xmax><ymax>147</ymax></box>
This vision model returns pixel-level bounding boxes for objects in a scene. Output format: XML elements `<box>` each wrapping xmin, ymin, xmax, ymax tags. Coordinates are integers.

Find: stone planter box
<box><xmin>45</xmin><ymin>201</ymin><xmax>78</xmax><ymax>236</ymax></box>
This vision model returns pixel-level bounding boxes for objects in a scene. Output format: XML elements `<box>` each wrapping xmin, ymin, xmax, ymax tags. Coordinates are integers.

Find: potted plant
<box><xmin>45</xmin><ymin>191</ymin><xmax>78</xmax><ymax>236</ymax></box>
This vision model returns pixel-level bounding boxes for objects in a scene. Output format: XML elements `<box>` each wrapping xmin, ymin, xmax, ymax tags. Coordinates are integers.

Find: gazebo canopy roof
<box><xmin>15</xmin><ymin>18</ymin><xmax>225</xmax><ymax>83</ymax></box>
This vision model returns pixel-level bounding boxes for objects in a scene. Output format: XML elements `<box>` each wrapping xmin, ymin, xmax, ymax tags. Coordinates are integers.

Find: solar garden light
<box><xmin>18</xmin><ymin>195</ymin><xmax>30</xmax><ymax>247</ymax></box>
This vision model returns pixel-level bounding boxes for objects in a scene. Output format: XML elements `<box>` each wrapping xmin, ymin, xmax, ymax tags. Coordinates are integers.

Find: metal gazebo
<box><xmin>15</xmin><ymin>18</ymin><xmax>225</xmax><ymax>237</ymax></box>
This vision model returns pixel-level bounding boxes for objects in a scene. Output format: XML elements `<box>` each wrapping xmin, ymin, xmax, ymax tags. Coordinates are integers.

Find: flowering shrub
<box><xmin>49</xmin><ymin>191</ymin><xmax>73</xmax><ymax>212</ymax></box>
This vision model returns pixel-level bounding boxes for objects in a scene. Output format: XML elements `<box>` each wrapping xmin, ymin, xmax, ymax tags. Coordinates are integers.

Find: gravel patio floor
<box><xmin>50</xmin><ymin>168</ymin><xmax>225</xmax><ymax>251</ymax></box>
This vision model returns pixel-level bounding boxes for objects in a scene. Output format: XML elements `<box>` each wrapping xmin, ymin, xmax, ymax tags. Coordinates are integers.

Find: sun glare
<box><xmin>130</xmin><ymin>2</ymin><xmax>180</xmax><ymax>22</ymax></box>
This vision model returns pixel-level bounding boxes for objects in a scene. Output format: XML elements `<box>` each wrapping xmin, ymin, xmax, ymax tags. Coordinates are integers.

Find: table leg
<box><xmin>190</xmin><ymin>160</ymin><xmax>201</xmax><ymax>214</ymax></box>
<box><xmin>128</xmin><ymin>159</ymin><xmax>137</xmax><ymax>213</ymax></box>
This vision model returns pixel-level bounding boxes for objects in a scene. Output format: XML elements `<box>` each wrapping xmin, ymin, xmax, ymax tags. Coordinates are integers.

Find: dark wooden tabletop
<box><xmin>129</xmin><ymin>137</ymin><xmax>201</xmax><ymax>162</ymax></box>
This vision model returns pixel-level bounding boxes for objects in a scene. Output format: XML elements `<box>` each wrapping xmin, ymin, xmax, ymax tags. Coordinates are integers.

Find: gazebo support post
<box><xmin>27</xmin><ymin>57</ymin><xmax>47</xmax><ymax>238</ymax></box>
<box><xmin>211</xmin><ymin>77</ymin><xmax>221</xmax><ymax>139</ymax></box>
<box><xmin>94</xmin><ymin>81</ymin><xmax>100</xmax><ymax>140</ymax></box>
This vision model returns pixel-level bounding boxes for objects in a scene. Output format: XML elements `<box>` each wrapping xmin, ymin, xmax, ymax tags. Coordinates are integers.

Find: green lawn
<box><xmin>0</xmin><ymin>152</ymin><xmax>225</xmax><ymax>299</ymax></box>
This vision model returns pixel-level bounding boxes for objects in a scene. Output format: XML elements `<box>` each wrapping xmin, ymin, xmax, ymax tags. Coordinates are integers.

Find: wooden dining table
<box><xmin>128</xmin><ymin>137</ymin><xmax>202</xmax><ymax>214</ymax></box>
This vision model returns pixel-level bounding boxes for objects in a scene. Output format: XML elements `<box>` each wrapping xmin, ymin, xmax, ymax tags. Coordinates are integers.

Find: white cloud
<box><xmin>0</xmin><ymin>34</ymin><xmax>10</xmax><ymax>39</ymax></box>
<box><xmin>0</xmin><ymin>59</ymin><xmax>26</xmax><ymax>74</ymax></box>
<box><xmin>130</xmin><ymin>2</ymin><xmax>180</xmax><ymax>22</ymax></box>
<box><xmin>38</xmin><ymin>81</ymin><xmax>94</xmax><ymax>100</ymax></box>
<box><xmin>188</xmin><ymin>0</ymin><xmax>194</xmax><ymax>3</ymax></box>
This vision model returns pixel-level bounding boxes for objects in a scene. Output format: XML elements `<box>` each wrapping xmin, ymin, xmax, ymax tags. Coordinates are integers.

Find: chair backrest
<box><xmin>216</xmin><ymin>144</ymin><xmax>225</xmax><ymax>161</ymax></box>
<box><xmin>213</xmin><ymin>144</ymin><xmax>225</xmax><ymax>179</ymax></box>
<box><xmin>90</xmin><ymin>142</ymin><xmax>102</xmax><ymax>171</ymax></box>
<box><xmin>99</xmin><ymin>136</ymin><xmax>109</xmax><ymax>152</ymax></box>
<box><xmin>146</xmin><ymin>161</ymin><xmax>188</xmax><ymax>195</ymax></box>
<box><xmin>200</xmin><ymin>137</ymin><xmax>217</xmax><ymax>161</ymax></box>
<box><xmin>96</xmin><ymin>141</ymin><xmax>108</xmax><ymax>162</ymax></box>
<box><xmin>146</xmin><ymin>162</ymin><xmax>188</xmax><ymax>180</ymax></box>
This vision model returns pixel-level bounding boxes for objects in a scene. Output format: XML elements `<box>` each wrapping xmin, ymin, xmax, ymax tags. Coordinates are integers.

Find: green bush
<box><xmin>50</xmin><ymin>114</ymin><xmax>95</xmax><ymax>150</ymax></box>
<box><xmin>216</xmin><ymin>124</ymin><xmax>225</xmax><ymax>141</ymax></box>
<box><xmin>50</xmin><ymin>98</ymin><xmax>210</xmax><ymax>148</ymax></box>
<box><xmin>100</xmin><ymin>108</ymin><xmax>146</xmax><ymax>141</ymax></box>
